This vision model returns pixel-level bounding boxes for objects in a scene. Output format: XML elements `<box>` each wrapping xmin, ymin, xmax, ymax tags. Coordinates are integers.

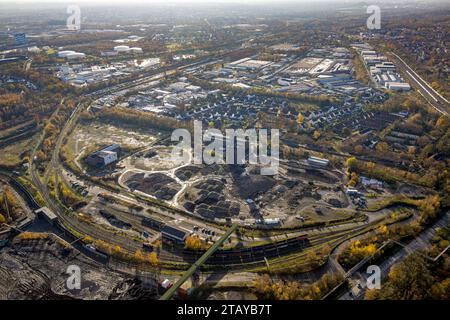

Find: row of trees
<box><xmin>35</xmin><ymin>100</ymin><xmax>76</xmax><ymax>165</ymax></box>
<box><xmin>345</xmin><ymin>156</ymin><xmax>437</xmax><ymax>188</ymax></box>
<box><xmin>253</xmin><ymin>272</ymin><xmax>343</xmax><ymax>300</ymax></box>
<box><xmin>339</xmin><ymin>194</ymin><xmax>442</xmax><ymax>270</ymax></box>
<box><xmin>57</xmin><ymin>179</ymin><xmax>84</xmax><ymax>209</ymax></box>
<box><xmin>365</xmin><ymin>253</ymin><xmax>450</xmax><ymax>300</ymax></box>
<box><xmin>91</xmin><ymin>107</ymin><xmax>186</xmax><ymax>132</ymax></box>
<box><xmin>83</xmin><ymin>236</ymin><xmax>159</xmax><ymax>266</ymax></box>
<box><xmin>0</xmin><ymin>186</ymin><xmax>23</xmax><ymax>224</ymax></box>
<box><xmin>338</xmin><ymin>224</ymin><xmax>390</xmax><ymax>269</ymax></box>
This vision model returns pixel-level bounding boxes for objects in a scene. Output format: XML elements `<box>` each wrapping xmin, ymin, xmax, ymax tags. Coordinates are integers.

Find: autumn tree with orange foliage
<box><xmin>253</xmin><ymin>272</ymin><xmax>343</xmax><ymax>300</ymax></box>
<box><xmin>365</xmin><ymin>253</ymin><xmax>449</xmax><ymax>300</ymax></box>
<box><xmin>185</xmin><ymin>235</ymin><xmax>203</xmax><ymax>250</ymax></box>
<box><xmin>0</xmin><ymin>213</ymin><xmax>6</xmax><ymax>225</ymax></box>
<box><xmin>338</xmin><ymin>239</ymin><xmax>377</xmax><ymax>269</ymax></box>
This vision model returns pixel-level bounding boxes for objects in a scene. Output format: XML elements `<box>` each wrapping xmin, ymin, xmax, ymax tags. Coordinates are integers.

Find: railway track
<box><xmin>4</xmin><ymin>53</ymin><xmax>394</xmax><ymax>272</ymax></box>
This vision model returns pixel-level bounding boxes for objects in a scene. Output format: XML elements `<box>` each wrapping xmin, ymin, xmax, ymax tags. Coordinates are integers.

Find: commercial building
<box><xmin>101</xmin><ymin>51</ymin><xmax>118</xmax><ymax>57</ymax></box>
<box><xmin>374</xmin><ymin>62</ymin><xmax>396</xmax><ymax>72</ymax></box>
<box><xmin>57</xmin><ymin>50</ymin><xmax>86</xmax><ymax>60</ymax></box>
<box><xmin>227</xmin><ymin>57</ymin><xmax>272</xmax><ymax>71</ymax></box>
<box><xmin>360</xmin><ymin>46</ymin><xmax>410</xmax><ymax>91</ymax></box>
<box><xmin>86</xmin><ymin>144</ymin><xmax>121</xmax><ymax>167</ymax></box>
<box><xmin>385</xmin><ymin>82</ymin><xmax>411</xmax><ymax>91</ymax></box>
<box><xmin>307</xmin><ymin>156</ymin><xmax>329</xmax><ymax>168</ymax></box>
<box><xmin>113</xmin><ymin>45</ymin><xmax>143</xmax><ymax>54</ymax></box>
<box><xmin>14</xmin><ymin>33</ymin><xmax>27</xmax><ymax>45</ymax></box>
<box><xmin>345</xmin><ymin>188</ymin><xmax>360</xmax><ymax>196</ymax></box>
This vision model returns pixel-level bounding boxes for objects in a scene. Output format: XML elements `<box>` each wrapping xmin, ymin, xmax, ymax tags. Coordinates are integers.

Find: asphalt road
<box><xmin>390</xmin><ymin>52</ymin><xmax>449</xmax><ymax>116</ymax></box>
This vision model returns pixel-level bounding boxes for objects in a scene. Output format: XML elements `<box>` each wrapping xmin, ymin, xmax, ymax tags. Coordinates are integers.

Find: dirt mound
<box><xmin>175</xmin><ymin>165</ymin><xmax>202</xmax><ymax>181</ymax></box>
<box><xmin>232</xmin><ymin>174</ymin><xmax>276</xmax><ymax>199</ymax></box>
<box><xmin>183</xmin><ymin>178</ymin><xmax>241</xmax><ymax>218</ymax></box>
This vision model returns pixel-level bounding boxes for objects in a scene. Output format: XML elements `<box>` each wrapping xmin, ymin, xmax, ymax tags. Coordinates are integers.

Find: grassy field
<box><xmin>0</xmin><ymin>133</ymin><xmax>40</xmax><ymax>167</ymax></box>
<box><xmin>68</xmin><ymin>122</ymin><xmax>158</xmax><ymax>157</ymax></box>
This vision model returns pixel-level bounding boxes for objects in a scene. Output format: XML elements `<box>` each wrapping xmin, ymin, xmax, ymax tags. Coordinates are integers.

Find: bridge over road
<box><xmin>160</xmin><ymin>223</ymin><xmax>238</xmax><ymax>300</ymax></box>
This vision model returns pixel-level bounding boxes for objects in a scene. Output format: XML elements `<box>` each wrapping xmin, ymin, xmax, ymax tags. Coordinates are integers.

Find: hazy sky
<box><xmin>0</xmin><ymin>0</ymin><xmax>427</xmax><ymax>2</ymax></box>
<box><xmin>0</xmin><ymin>0</ymin><xmax>446</xmax><ymax>6</ymax></box>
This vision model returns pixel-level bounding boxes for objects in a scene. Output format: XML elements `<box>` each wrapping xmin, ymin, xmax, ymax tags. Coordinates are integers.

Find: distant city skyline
<box><xmin>1</xmin><ymin>0</ymin><xmax>447</xmax><ymax>3</ymax></box>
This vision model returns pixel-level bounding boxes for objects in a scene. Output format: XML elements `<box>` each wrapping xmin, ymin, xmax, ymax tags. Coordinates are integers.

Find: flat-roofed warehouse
<box><xmin>86</xmin><ymin>144</ymin><xmax>121</xmax><ymax>167</ymax></box>
<box><xmin>227</xmin><ymin>57</ymin><xmax>272</xmax><ymax>71</ymax></box>
<box><xmin>385</xmin><ymin>82</ymin><xmax>411</xmax><ymax>91</ymax></box>
<box><xmin>286</xmin><ymin>57</ymin><xmax>323</xmax><ymax>74</ymax></box>
<box><xmin>307</xmin><ymin>156</ymin><xmax>329</xmax><ymax>168</ymax></box>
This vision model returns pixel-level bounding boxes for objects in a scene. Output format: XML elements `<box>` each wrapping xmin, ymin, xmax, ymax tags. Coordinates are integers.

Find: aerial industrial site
<box><xmin>0</xmin><ymin>0</ymin><xmax>449</xmax><ymax>306</ymax></box>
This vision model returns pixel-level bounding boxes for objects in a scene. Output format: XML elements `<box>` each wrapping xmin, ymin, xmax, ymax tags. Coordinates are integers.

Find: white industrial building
<box><xmin>57</xmin><ymin>50</ymin><xmax>86</xmax><ymax>60</ymax></box>
<box><xmin>113</xmin><ymin>45</ymin><xmax>143</xmax><ymax>54</ymax></box>
<box><xmin>360</xmin><ymin>176</ymin><xmax>383</xmax><ymax>189</ymax></box>
<box><xmin>86</xmin><ymin>144</ymin><xmax>121</xmax><ymax>167</ymax></box>
<box><xmin>96</xmin><ymin>150</ymin><xmax>118</xmax><ymax>165</ymax></box>
<box><xmin>227</xmin><ymin>57</ymin><xmax>272</xmax><ymax>71</ymax></box>
<box><xmin>385</xmin><ymin>82</ymin><xmax>411</xmax><ymax>91</ymax></box>
<box><xmin>307</xmin><ymin>156</ymin><xmax>329</xmax><ymax>168</ymax></box>
<box><xmin>101</xmin><ymin>51</ymin><xmax>118</xmax><ymax>57</ymax></box>
<box><xmin>27</xmin><ymin>46</ymin><xmax>41</xmax><ymax>53</ymax></box>
<box><xmin>361</xmin><ymin>47</ymin><xmax>411</xmax><ymax>92</ymax></box>
<box><xmin>374</xmin><ymin>62</ymin><xmax>396</xmax><ymax>72</ymax></box>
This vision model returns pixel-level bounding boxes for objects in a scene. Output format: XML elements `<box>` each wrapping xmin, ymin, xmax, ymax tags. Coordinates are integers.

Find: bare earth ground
<box><xmin>0</xmin><ymin>235</ymin><xmax>157</xmax><ymax>300</ymax></box>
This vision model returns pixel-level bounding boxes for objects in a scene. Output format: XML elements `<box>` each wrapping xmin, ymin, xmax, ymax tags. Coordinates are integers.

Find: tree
<box><xmin>431</xmin><ymin>278</ymin><xmax>450</xmax><ymax>300</ymax></box>
<box><xmin>417</xmin><ymin>195</ymin><xmax>441</xmax><ymax>226</ymax></box>
<box><xmin>313</xmin><ymin>130</ymin><xmax>321</xmax><ymax>140</ymax></box>
<box><xmin>348</xmin><ymin>172</ymin><xmax>359</xmax><ymax>187</ymax></box>
<box><xmin>83</xmin><ymin>236</ymin><xmax>93</xmax><ymax>243</ymax></box>
<box><xmin>320</xmin><ymin>244</ymin><xmax>331</xmax><ymax>256</ymax></box>
<box><xmin>339</xmin><ymin>240</ymin><xmax>377</xmax><ymax>269</ymax></box>
<box><xmin>36</xmin><ymin>150</ymin><xmax>46</xmax><ymax>162</ymax></box>
<box><xmin>377</xmin><ymin>225</ymin><xmax>389</xmax><ymax>236</ymax></box>
<box><xmin>253</xmin><ymin>274</ymin><xmax>274</xmax><ymax>299</ymax></box>
<box><xmin>345</xmin><ymin>157</ymin><xmax>357</xmax><ymax>171</ymax></box>
<box><xmin>111</xmin><ymin>245</ymin><xmax>124</xmax><ymax>257</ymax></box>
<box><xmin>376</xmin><ymin>142</ymin><xmax>389</xmax><ymax>153</ymax></box>
<box><xmin>147</xmin><ymin>252</ymin><xmax>159</xmax><ymax>265</ymax></box>
<box><xmin>306</xmin><ymin>250</ymin><xmax>320</xmax><ymax>267</ymax></box>
<box><xmin>3</xmin><ymin>187</ymin><xmax>19</xmax><ymax>209</ymax></box>
<box><xmin>185</xmin><ymin>235</ymin><xmax>203</xmax><ymax>250</ymax></box>
<box><xmin>253</xmin><ymin>272</ymin><xmax>342</xmax><ymax>300</ymax></box>
<box><xmin>134</xmin><ymin>249</ymin><xmax>145</xmax><ymax>263</ymax></box>
<box><xmin>0</xmin><ymin>213</ymin><xmax>6</xmax><ymax>224</ymax></box>
<box><xmin>407</xmin><ymin>146</ymin><xmax>416</xmax><ymax>154</ymax></box>
<box><xmin>354</xmin><ymin>145</ymin><xmax>364</xmax><ymax>154</ymax></box>
<box><xmin>365</xmin><ymin>254</ymin><xmax>434</xmax><ymax>300</ymax></box>
<box><xmin>436</xmin><ymin>116</ymin><xmax>448</xmax><ymax>128</ymax></box>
